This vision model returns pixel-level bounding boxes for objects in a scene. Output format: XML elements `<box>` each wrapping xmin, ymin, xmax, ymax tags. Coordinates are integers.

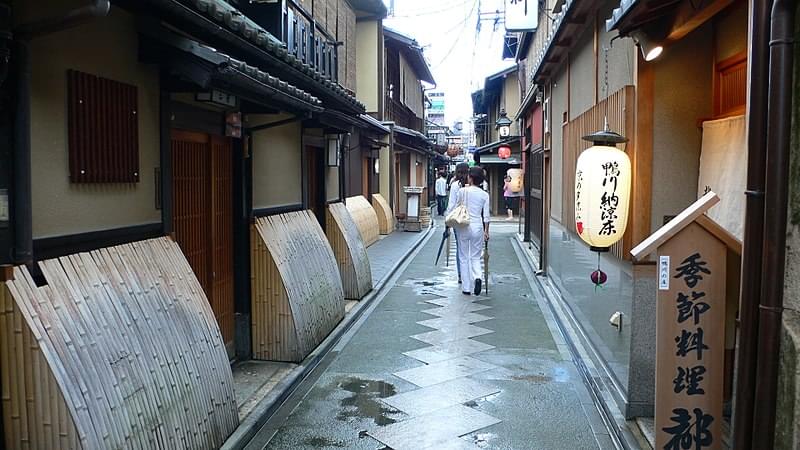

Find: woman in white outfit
<box><xmin>456</xmin><ymin>166</ymin><xmax>490</xmax><ymax>296</ymax></box>
<box><xmin>444</xmin><ymin>163</ymin><xmax>470</xmax><ymax>284</ymax></box>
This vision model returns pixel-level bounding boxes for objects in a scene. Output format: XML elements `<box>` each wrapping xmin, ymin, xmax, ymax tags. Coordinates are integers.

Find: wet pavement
<box><xmin>245</xmin><ymin>224</ymin><xmax>617</xmax><ymax>449</ymax></box>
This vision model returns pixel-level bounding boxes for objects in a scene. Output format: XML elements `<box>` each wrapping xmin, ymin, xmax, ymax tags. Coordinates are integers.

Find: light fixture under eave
<box><xmin>629</xmin><ymin>30</ymin><xmax>663</xmax><ymax>62</ymax></box>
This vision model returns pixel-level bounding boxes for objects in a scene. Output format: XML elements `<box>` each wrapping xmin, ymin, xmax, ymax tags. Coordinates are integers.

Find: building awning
<box><xmin>479</xmin><ymin>155</ymin><xmax>521</xmax><ymax>165</ymax></box>
<box><xmin>134</xmin><ymin>0</ymin><xmax>366</xmax><ymax>113</ymax></box>
<box><xmin>475</xmin><ymin>136</ymin><xmax>521</xmax><ymax>155</ymax></box>
<box><xmin>359</xmin><ymin>114</ymin><xmax>390</xmax><ymax>134</ymax></box>
<box><xmin>139</xmin><ymin>26</ymin><xmax>323</xmax><ymax>113</ymax></box>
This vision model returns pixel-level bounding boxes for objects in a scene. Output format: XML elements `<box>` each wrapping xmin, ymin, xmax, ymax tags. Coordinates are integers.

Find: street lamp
<box><xmin>574</xmin><ymin>121</ymin><xmax>630</xmax><ymax>287</ymax></box>
<box><xmin>495</xmin><ymin>109</ymin><xmax>512</xmax><ymax>139</ymax></box>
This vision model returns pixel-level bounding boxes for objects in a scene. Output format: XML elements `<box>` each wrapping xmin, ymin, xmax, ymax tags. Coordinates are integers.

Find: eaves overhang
<box><xmin>139</xmin><ymin>26</ymin><xmax>323</xmax><ymax>113</ymax></box>
<box><xmin>529</xmin><ymin>0</ymin><xmax>600</xmax><ymax>84</ymax></box>
<box><xmin>127</xmin><ymin>0</ymin><xmax>366</xmax><ymax>114</ymax></box>
<box><xmin>384</xmin><ymin>27</ymin><xmax>436</xmax><ymax>84</ymax></box>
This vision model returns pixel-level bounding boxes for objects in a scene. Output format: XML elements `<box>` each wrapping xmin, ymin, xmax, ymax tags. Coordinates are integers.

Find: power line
<box><xmin>431</xmin><ymin>0</ymin><xmax>480</xmax><ymax>68</ymax></box>
<box><xmin>391</xmin><ymin>0</ymin><xmax>476</xmax><ymax>18</ymax></box>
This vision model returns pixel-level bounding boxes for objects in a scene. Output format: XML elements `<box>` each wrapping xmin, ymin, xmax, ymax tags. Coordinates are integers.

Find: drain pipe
<box><xmin>16</xmin><ymin>0</ymin><xmax>110</xmax><ymax>39</ymax></box>
<box><xmin>10</xmin><ymin>1</ymin><xmax>111</xmax><ymax>264</ymax></box>
<box><xmin>732</xmin><ymin>0</ymin><xmax>771</xmax><ymax>447</ymax></box>
<box><xmin>751</xmin><ymin>0</ymin><xmax>796</xmax><ymax>448</ymax></box>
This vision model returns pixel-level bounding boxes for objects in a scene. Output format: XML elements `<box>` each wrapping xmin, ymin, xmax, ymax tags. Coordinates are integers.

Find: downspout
<box><xmin>751</xmin><ymin>0</ymin><xmax>796</xmax><ymax>448</ymax></box>
<box><xmin>732</xmin><ymin>0</ymin><xmax>771</xmax><ymax>447</ymax></box>
<box><xmin>11</xmin><ymin>39</ymin><xmax>31</xmax><ymax>264</ymax></box>
<box><xmin>11</xmin><ymin>0</ymin><xmax>111</xmax><ymax>264</ymax></box>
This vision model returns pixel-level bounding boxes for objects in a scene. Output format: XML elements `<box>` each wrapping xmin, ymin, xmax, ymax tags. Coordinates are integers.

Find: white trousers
<box><xmin>457</xmin><ymin>224</ymin><xmax>484</xmax><ymax>293</ymax></box>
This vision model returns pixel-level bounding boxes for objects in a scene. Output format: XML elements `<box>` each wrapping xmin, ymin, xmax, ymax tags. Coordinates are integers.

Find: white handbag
<box><xmin>445</xmin><ymin>188</ymin><xmax>470</xmax><ymax>228</ymax></box>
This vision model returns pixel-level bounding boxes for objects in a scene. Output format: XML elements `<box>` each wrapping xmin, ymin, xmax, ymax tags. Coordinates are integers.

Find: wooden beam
<box><xmin>667</xmin><ymin>0</ymin><xmax>736</xmax><ymax>41</ymax></box>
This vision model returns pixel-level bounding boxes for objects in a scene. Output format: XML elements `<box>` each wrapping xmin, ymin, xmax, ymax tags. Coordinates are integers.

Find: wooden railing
<box><xmin>562</xmin><ymin>86</ymin><xmax>635</xmax><ymax>259</ymax></box>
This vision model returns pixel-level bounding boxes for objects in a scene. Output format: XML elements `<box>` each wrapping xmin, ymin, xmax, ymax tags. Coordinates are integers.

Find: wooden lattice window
<box><xmin>67</xmin><ymin>70</ymin><xmax>139</xmax><ymax>183</ymax></box>
<box><xmin>714</xmin><ymin>52</ymin><xmax>747</xmax><ymax>118</ymax></box>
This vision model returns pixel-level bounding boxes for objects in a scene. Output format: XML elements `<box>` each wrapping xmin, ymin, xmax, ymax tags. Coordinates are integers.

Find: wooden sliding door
<box><xmin>171</xmin><ymin>130</ymin><xmax>235</xmax><ymax>349</ymax></box>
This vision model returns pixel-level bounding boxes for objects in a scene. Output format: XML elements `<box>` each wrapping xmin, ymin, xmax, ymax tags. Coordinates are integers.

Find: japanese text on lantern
<box><xmin>599</xmin><ymin>161</ymin><xmax>620</xmax><ymax>236</ymax></box>
<box><xmin>663</xmin><ymin>253</ymin><xmax>714</xmax><ymax>449</ymax></box>
<box><xmin>575</xmin><ymin>170</ymin><xmax>584</xmax><ymax>234</ymax></box>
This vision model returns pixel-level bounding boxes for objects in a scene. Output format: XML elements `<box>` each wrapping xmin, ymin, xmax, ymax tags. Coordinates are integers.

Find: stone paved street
<box><xmin>245</xmin><ymin>224</ymin><xmax>618</xmax><ymax>449</ymax></box>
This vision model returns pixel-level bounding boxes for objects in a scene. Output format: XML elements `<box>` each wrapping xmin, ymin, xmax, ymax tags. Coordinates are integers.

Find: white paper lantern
<box><xmin>574</xmin><ymin>134</ymin><xmax>631</xmax><ymax>251</ymax></box>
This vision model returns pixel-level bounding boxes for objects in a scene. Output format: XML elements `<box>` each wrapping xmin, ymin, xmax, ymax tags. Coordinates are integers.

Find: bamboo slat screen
<box><xmin>715</xmin><ymin>52</ymin><xmax>747</xmax><ymax>117</ymax></box>
<box><xmin>67</xmin><ymin>70</ymin><xmax>139</xmax><ymax>183</ymax></box>
<box><xmin>562</xmin><ymin>86</ymin><xmax>635</xmax><ymax>259</ymax></box>
<box><xmin>1</xmin><ymin>238</ymin><xmax>238</xmax><ymax>449</ymax></box>
<box><xmin>346</xmin><ymin>195</ymin><xmax>380</xmax><ymax>247</ymax></box>
<box><xmin>326</xmin><ymin>202</ymin><xmax>373</xmax><ymax>300</ymax></box>
<box><xmin>251</xmin><ymin>211</ymin><xmax>344</xmax><ymax>362</ymax></box>
<box><xmin>372</xmin><ymin>193</ymin><xmax>394</xmax><ymax>235</ymax></box>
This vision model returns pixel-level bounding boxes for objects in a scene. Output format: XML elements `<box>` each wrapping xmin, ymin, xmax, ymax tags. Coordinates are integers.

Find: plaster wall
<box><xmin>715</xmin><ymin>0</ymin><xmax>748</xmax><ymax>61</ymax></box>
<box><xmin>597</xmin><ymin>3</ymin><xmax>635</xmax><ymax>100</ymax></box>
<box><xmin>503</xmin><ymin>75</ymin><xmax>521</xmax><ymax>135</ymax></box>
<box><xmin>569</xmin><ymin>25</ymin><xmax>595</xmax><ymax>117</ymax></box>
<box><xmin>775</xmin><ymin>18</ymin><xmax>800</xmax><ymax>444</ymax></box>
<box><xmin>550</xmin><ymin>65</ymin><xmax>568</xmax><ymax>224</ymax></box>
<box><xmin>20</xmin><ymin>6</ymin><xmax>161</xmax><ymax>238</ymax></box>
<box><xmin>651</xmin><ymin>23</ymin><xmax>713</xmax><ymax>232</ymax></box>
<box><xmin>356</xmin><ymin>20</ymin><xmax>381</xmax><ymax>113</ymax></box>
<box><xmin>249</xmin><ymin>115</ymin><xmax>303</xmax><ymax>208</ymax></box>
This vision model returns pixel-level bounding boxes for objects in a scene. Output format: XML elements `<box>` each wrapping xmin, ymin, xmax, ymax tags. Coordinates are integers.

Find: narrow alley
<box><xmin>244</xmin><ymin>223</ymin><xmax>617</xmax><ymax>449</ymax></box>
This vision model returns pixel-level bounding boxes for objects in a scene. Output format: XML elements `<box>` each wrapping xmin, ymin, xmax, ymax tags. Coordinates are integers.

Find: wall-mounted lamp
<box><xmin>630</xmin><ymin>30</ymin><xmax>663</xmax><ymax>62</ymax></box>
<box><xmin>374</xmin><ymin>159</ymin><xmax>380</xmax><ymax>174</ymax></box>
<box><xmin>326</xmin><ymin>134</ymin><xmax>340</xmax><ymax>167</ymax></box>
<box><xmin>495</xmin><ymin>109</ymin><xmax>513</xmax><ymax>139</ymax></box>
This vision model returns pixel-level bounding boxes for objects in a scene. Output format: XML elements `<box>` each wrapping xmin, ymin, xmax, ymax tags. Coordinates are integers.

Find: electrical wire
<box><xmin>391</xmin><ymin>0</ymin><xmax>476</xmax><ymax>18</ymax></box>
<box><xmin>431</xmin><ymin>0</ymin><xmax>480</xmax><ymax>68</ymax></box>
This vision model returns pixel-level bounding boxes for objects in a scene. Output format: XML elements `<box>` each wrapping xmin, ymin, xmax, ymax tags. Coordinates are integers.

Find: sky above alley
<box><xmin>383</xmin><ymin>0</ymin><xmax>516</xmax><ymax>129</ymax></box>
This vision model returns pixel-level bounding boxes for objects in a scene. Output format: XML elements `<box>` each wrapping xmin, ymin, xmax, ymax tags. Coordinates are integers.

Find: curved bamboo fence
<box><xmin>346</xmin><ymin>195</ymin><xmax>380</xmax><ymax>246</ymax></box>
<box><xmin>251</xmin><ymin>211</ymin><xmax>345</xmax><ymax>362</ymax></box>
<box><xmin>326</xmin><ymin>203</ymin><xmax>373</xmax><ymax>300</ymax></box>
<box><xmin>371</xmin><ymin>193</ymin><xmax>394</xmax><ymax>235</ymax></box>
<box><xmin>0</xmin><ymin>238</ymin><xmax>238</xmax><ymax>450</ymax></box>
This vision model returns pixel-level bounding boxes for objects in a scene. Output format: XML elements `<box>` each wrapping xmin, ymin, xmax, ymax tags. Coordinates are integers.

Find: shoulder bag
<box><xmin>445</xmin><ymin>187</ymin><xmax>470</xmax><ymax>228</ymax></box>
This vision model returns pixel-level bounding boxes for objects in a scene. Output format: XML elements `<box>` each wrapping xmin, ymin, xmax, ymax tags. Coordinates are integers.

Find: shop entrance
<box><xmin>171</xmin><ymin>129</ymin><xmax>235</xmax><ymax>352</ymax></box>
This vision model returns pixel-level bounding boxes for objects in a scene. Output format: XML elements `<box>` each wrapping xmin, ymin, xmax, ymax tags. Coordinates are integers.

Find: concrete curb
<box><xmin>222</xmin><ymin>225</ymin><xmax>435</xmax><ymax>450</ymax></box>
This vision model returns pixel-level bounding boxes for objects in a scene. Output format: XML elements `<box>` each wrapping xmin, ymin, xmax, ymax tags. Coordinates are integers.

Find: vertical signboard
<box><xmin>656</xmin><ymin>223</ymin><xmax>726</xmax><ymax>450</ymax></box>
<box><xmin>504</xmin><ymin>0</ymin><xmax>539</xmax><ymax>32</ymax></box>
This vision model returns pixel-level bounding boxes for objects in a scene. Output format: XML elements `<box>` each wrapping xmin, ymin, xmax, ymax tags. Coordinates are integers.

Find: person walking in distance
<box><xmin>444</xmin><ymin>162</ymin><xmax>470</xmax><ymax>284</ymax></box>
<box><xmin>503</xmin><ymin>175</ymin><xmax>514</xmax><ymax>221</ymax></box>
<box><xmin>435</xmin><ymin>171</ymin><xmax>448</xmax><ymax>216</ymax></box>
<box><xmin>455</xmin><ymin>166</ymin><xmax>491</xmax><ymax>295</ymax></box>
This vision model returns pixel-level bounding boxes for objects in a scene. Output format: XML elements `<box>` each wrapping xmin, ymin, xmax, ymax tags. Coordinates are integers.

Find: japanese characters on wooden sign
<box><xmin>655</xmin><ymin>222</ymin><xmax>726</xmax><ymax>450</ymax></box>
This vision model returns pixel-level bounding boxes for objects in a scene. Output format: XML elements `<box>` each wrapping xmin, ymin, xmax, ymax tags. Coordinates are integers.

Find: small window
<box><xmin>67</xmin><ymin>70</ymin><xmax>139</xmax><ymax>183</ymax></box>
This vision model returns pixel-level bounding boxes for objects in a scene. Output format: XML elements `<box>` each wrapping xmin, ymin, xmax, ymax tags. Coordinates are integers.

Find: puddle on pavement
<box><xmin>301</xmin><ymin>436</ymin><xmax>346</xmax><ymax>447</ymax></box>
<box><xmin>464</xmin><ymin>392</ymin><xmax>500</xmax><ymax>408</ymax></box>
<box><xmin>492</xmin><ymin>274</ymin><xmax>521</xmax><ymax>283</ymax></box>
<box><xmin>337</xmin><ymin>378</ymin><xmax>401</xmax><ymax>427</ymax></box>
<box><xmin>511</xmin><ymin>373</ymin><xmax>553</xmax><ymax>383</ymax></box>
<box><xmin>467</xmin><ymin>431</ymin><xmax>497</xmax><ymax>448</ymax></box>
<box><xmin>402</xmin><ymin>275</ymin><xmax>461</xmax><ymax>296</ymax></box>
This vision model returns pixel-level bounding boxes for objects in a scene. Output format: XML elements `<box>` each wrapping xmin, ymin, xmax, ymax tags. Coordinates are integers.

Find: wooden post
<box><xmin>632</xmin><ymin>192</ymin><xmax>740</xmax><ymax>450</ymax></box>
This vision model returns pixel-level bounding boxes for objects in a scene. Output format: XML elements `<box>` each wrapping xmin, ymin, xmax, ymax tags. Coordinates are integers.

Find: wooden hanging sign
<box><xmin>632</xmin><ymin>192</ymin><xmax>734</xmax><ymax>450</ymax></box>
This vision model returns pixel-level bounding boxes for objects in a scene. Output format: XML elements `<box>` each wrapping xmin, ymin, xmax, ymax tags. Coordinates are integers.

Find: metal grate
<box><xmin>67</xmin><ymin>70</ymin><xmax>139</xmax><ymax>183</ymax></box>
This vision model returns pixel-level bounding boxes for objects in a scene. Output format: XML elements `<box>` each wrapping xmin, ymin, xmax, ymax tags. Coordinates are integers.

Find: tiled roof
<box><xmin>225</xmin><ymin>57</ymin><xmax>322</xmax><ymax>109</ymax></box>
<box><xmin>155</xmin><ymin>0</ymin><xmax>365</xmax><ymax>111</ymax></box>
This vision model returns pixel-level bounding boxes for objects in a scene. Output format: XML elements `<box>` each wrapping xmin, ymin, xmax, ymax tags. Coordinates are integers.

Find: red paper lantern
<box><xmin>498</xmin><ymin>145</ymin><xmax>511</xmax><ymax>159</ymax></box>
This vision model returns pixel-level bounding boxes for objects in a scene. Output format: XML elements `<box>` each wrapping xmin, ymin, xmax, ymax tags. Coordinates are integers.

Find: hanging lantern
<box><xmin>574</xmin><ymin>128</ymin><xmax>631</xmax><ymax>252</ymax></box>
<box><xmin>498</xmin><ymin>145</ymin><xmax>511</xmax><ymax>159</ymax></box>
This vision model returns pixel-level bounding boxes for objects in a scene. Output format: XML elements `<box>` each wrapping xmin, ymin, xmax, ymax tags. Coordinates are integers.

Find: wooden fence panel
<box><xmin>1</xmin><ymin>238</ymin><xmax>238</xmax><ymax>450</ymax></box>
<box><xmin>562</xmin><ymin>86</ymin><xmax>635</xmax><ymax>259</ymax></box>
<box><xmin>251</xmin><ymin>211</ymin><xmax>344</xmax><ymax>362</ymax></box>
<box><xmin>326</xmin><ymin>203</ymin><xmax>373</xmax><ymax>300</ymax></box>
<box><xmin>346</xmin><ymin>195</ymin><xmax>380</xmax><ymax>246</ymax></box>
<box><xmin>371</xmin><ymin>194</ymin><xmax>394</xmax><ymax>235</ymax></box>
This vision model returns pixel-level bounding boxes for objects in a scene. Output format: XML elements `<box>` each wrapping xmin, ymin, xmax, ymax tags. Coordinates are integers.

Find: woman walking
<box><xmin>455</xmin><ymin>166</ymin><xmax>490</xmax><ymax>296</ymax></box>
<box><xmin>503</xmin><ymin>175</ymin><xmax>515</xmax><ymax>220</ymax></box>
<box><xmin>444</xmin><ymin>162</ymin><xmax>470</xmax><ymax>283</ymax></box>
